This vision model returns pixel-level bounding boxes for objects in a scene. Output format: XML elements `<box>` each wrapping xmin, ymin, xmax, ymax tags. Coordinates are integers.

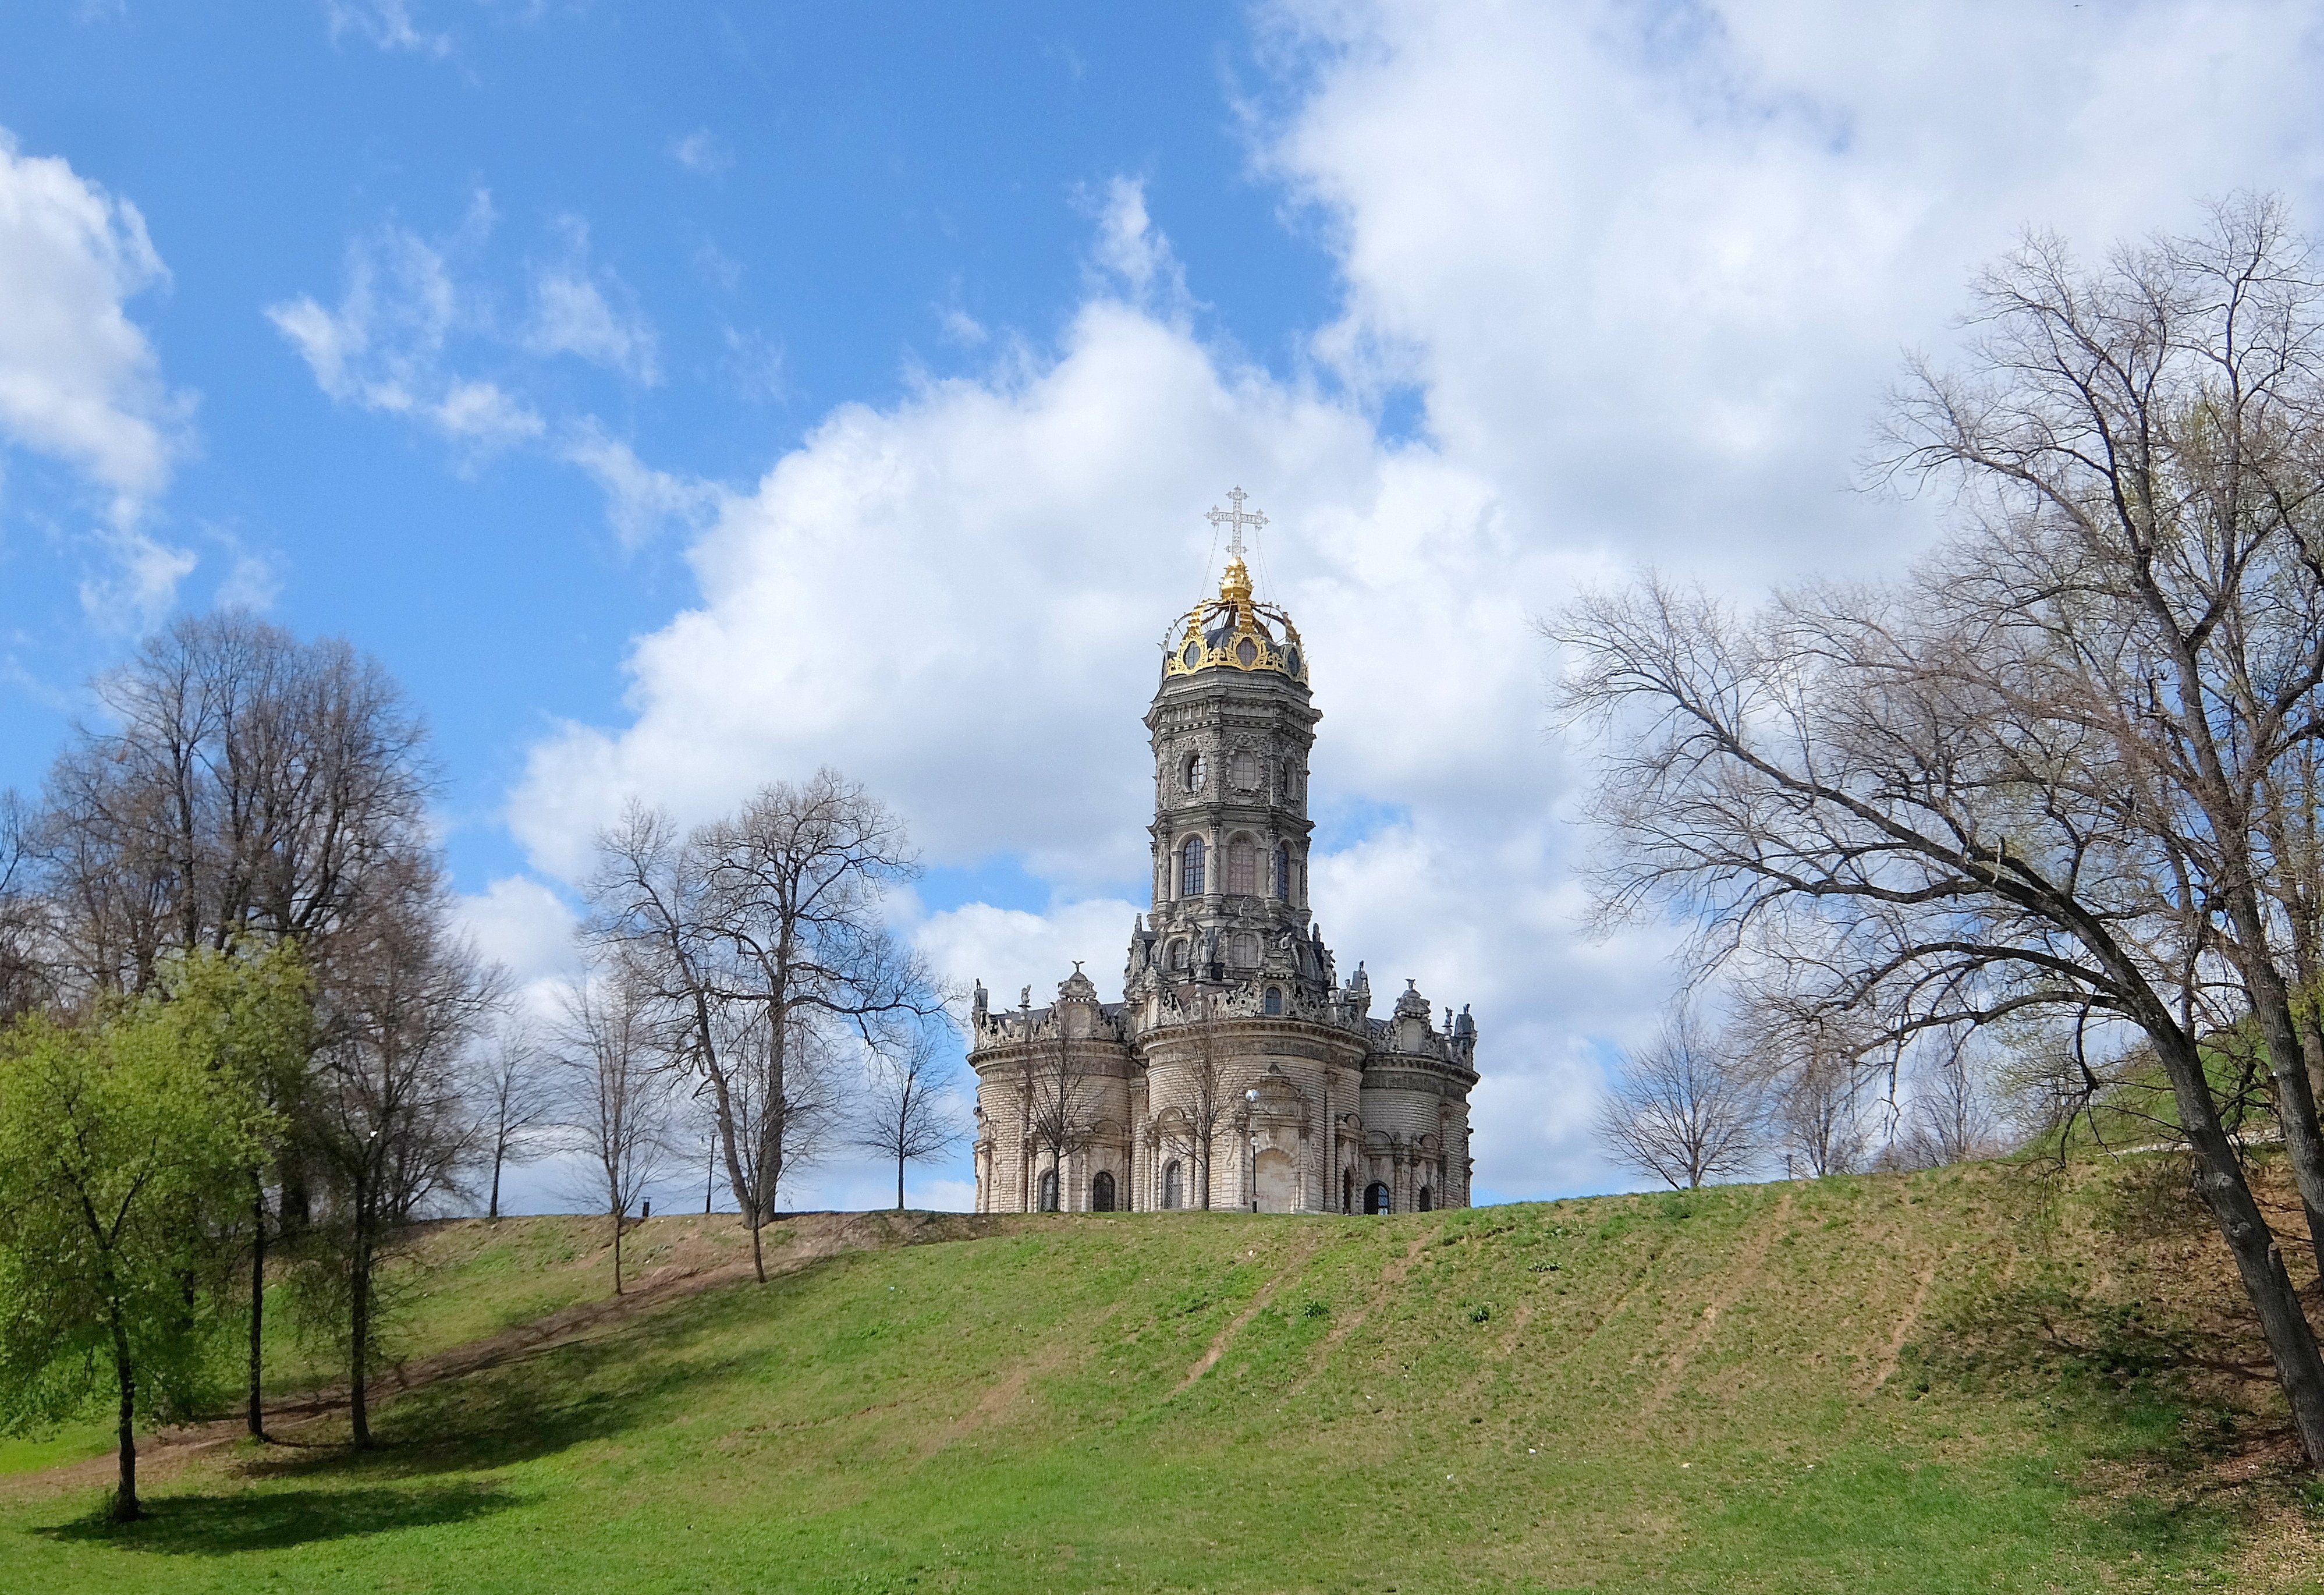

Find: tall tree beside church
<box><xmin>1177</xmin><ymin>994</ymin><xmax>1234</xmax><ymax>1210</ymax></box>
<box><xmin>1556</xmin><ymin>196</ymin><xmax>2324</xmax><ymax>1465</ymax></box>
<box><xmin>1025</xmin><ymin>1001</ymin><xmax>1101</xmax><ymax>1211</ymax></box>
<box><xmin>853</xmin><ymin>1022</ymin><xmax>963</xmax><ymax>1211</ymax></box>
<box><xmin>30</xmin><ymin>611</ymin><xmax>437</xmax><ymax>1440</ymax></box>
<box><xmin>587</xmin><ymin>772</ymin><xmax>945</xmax><ymax>1281</ymax></box>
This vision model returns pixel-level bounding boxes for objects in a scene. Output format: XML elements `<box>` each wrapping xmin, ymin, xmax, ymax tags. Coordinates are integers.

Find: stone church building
<box><xmin>969</xmin><ymin>495</ymin><xmax>1479</xmax><ymax>1215</ymax></box>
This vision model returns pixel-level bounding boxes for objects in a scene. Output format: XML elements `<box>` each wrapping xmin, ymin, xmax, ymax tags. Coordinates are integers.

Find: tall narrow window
<box><xmin>1227</xmin><ymin>838</ymin><xmax>1256</xmax><ymax>895</ymax></box>
<box><xmin>1162</xmin><ymin>1160</ymin><xmax>1183</xmax><ymax>1210</ymax></box>
<box><xmin>1038</xmin><ymin>1169</ymin><xmax>1059</xmax><ymax>1212</ymax></box>
<box><xmin>1274</xmin><ymin>843</ymin><xmax>1290</xmax><ymax>901</ymax></box>
<box><xmin>1180</xmin><ymin>836</ymin><xmax>1205</xmax><ymax>896</ymax></box>
<box><xmin>1091</xmin><ymin>1172</ymin><xmax>1116</xmax><ymax>1213</ymax></box>
<box><xmin>1264</xmin><ymin>987</ymin><xmax>1283</xmax><ymax>1016</ymax></box>
<box><xmin>1230</xmin><ymin>750</ymin><xmax>1258</xmax><ymax>789</ymax></box>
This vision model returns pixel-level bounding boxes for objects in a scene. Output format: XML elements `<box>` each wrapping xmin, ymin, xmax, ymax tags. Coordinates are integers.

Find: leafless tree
<box><xmin>295</xmin><ymin>894</ymin><xmax>497</xmax><ymax>1448</ymax></box>
<box><xmin>1555</xmin><ymin>195</ymin><xmax>2324</xmax><ymax>1465</ymax></box>
<box><xmin>853</xmin><ymin>1023</ymin><xmax>964</xmax><ymax>1211</ymax></box>
<box><xmin>474</xmin><ymin>1016</ymin><xmax>553</xmax><ymax>1221</ymax></box>
<box><xmin>1593</xmin><ymin>1009</ymin><xmax>1761</xmax><ymax>1190</ymax></box>
<box><xmin>1025</xmin><ymin>1006</ymin><xmax>1102</xmax><ymax>1213</ymax></box>
<box><xmin>586</xmin><ymin>772</ymin><xmax>945</xmax><ymax>1279</ymax></box>
<box><xmin>553</xmin><ymin>958</ymin><xmax>678</xmax><ymax>1294</ymax></box>
<box><xmin>0</xmin><ymin>794</ymin><xmax>53</xmax><ymax>1023</ymax></box>
<box><xmin>1176</xmin><ymin>994</ymin><xmax>1234</xmax><ymax>1208</ymax></box>
<box><xmin>1887</xmin><ymin>1041</ymin><xmax>2000</xmax><ymax>1170</ymax></box>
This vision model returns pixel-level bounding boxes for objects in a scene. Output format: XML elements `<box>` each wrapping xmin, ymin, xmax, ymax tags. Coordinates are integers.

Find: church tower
<box><xmin>967</xmin><ymin>490</ymin><xmax>1479</xmax><ymax>1218</ymax></box>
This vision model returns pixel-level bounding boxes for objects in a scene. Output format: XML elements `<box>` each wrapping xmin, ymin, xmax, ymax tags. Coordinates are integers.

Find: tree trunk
<box><xmin>612</xmin><ymin>1207</ymin><xmax>625</xmax><ymax>1296</ymax></box>
<box><xmin>748</xmin><ymin>1202</ymin><xmax>765</xmax><ymax>1284</ymax></box>
<box><xmin>110</xmin><ymin>1312</ymin><xmax>139</xmax><ymax>1523</ymax></box>
<box><xmin>896</xmin><ymin>1156</ymin><xmax>906</xmax><ymax>1212</ymax></box>
<box><xmin>2161</xmin><ymin>1031</ymin><xmax>2324</xmax><ymax>1463</ymax></box>
<box><xmin>349</xmin><ymin>1230</ymin><xmax>371</xmax><ymax>1449</ymax></box>
<box><xmin>247</xmin><ymin>1181</ymin><xmax>268</xmax><ymax>1440</ymax></box>
<box><xmin>489</xmin><ymin>1145</ymin><xmax>503</xmax><ymax>1222</ymax></box>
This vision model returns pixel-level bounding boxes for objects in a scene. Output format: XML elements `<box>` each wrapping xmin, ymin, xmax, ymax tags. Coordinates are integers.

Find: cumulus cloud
<box><xmin>0</xmin><ymin>128</ymin><xmax>189</xmax><ymax>521</ymax></box>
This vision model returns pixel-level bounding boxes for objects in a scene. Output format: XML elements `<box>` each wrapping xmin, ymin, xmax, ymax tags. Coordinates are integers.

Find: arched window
<box><xmin>1091</xmin><ymin>1171</ymin><xmax>1116</xmax><ymax>1213</ymax></box>
<box><xmin>1162</xmin><ymin>1160</ymin><xmax>1183</xmax><ymax>1211</ymax></box>
<box><xmin>1169</xmin><ymin>938</ymin><xmax>1188</xmax><ymax>971</ymax></box>
<box><xmin>1273</xmin><ymin>843</ymin><xmax>1291</xmax><ymax>901</ymax></box>
<box><xmin>1231</xmin><ymin>933</ymin><xmax>1259</xmax><ymax>967</ymax></box>
<box><xmin>1417</xmin><ymin>1186</ymin><xmax>1434</xmax><ymax>1213</ymax></box>
<box><xmin>1365</xmin><ymin>1181</ymin><xmax>1391</xmax><ymax>1215</ymax></box>
<box><xmin>1264</xmin><ymin>987</ymin><xmax>1283</xmax><ymax>1016</ymax></box>
<box><xmin>1227</xmin><ymin>837</ymin><xmax>1257</xmax><ymax>895</ymax></box>
<box><xmin>1183</xmin><ymin>753</ymin><xmax>1207</xmax><ymax>792</ymax></box>
<box><xmin>1180</xmin><ymin>836</ymin><xmax>1205</xmax><ymax>896</ymax></box>
<box><xmin>1038</xmin><ymin>1169</ymin><xmax>1059</xmax><ymax>1212</ymax></box>
<box><xmin>1230</xmin><ymin>749</ymin><xmax>1258</xmax><ymax>789</ymax></box>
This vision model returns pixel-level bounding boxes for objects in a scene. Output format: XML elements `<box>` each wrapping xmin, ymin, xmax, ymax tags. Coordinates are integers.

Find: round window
<box><xmin>1283</xmin><ymin>646</ymin><xmax>1301</xmax><ymax>675</ymax></box>
<box><xmin>1184</xmin><ymin>753</ymin><xmax>1206</xmax><ymax>792</ymax></box>
<box><xmin>1181</xmin><ymin>640</ymin><xmax>1201</xmax><ymax>668</ymax></box>
<box><xmin>1235</xmin><ymin>637</ymin><xmax>1258</xmax><ymax>667</ymax></box>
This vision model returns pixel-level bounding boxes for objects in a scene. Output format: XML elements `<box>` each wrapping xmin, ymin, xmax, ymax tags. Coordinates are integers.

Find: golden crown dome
<box><xmin>1163</xmin><ymin>555</ymin><xmax>1308</xmax><ymax>684</ymax></box>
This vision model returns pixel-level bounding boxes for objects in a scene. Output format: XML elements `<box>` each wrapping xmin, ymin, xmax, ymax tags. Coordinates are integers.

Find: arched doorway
<box><xmin>1417</xmin><ymin>1186</ymin><xmax>1433</xmax><ymax>1212</ymax></box>
<box><xmin>1038</xmin><ymin>1168</ymin><xmax>1059</xmax><ymax>1212</ymax></box>
<box><xmin>1162</xmin><ymin>1160</ymin><xmax>1183</xmax><ymax>1210</ymax></box>
<box><xmin>1254</xmin><ymin>1148</ymin><xmax>1297</xmax><ymax>1214</ymax></box>
<box><xmin>1365</xmin><ymin>1181</ymin><xmax>1391</xmax><ymax>1215</ymax></box>
<box><xmin>1091</xmin><ymin>1171</ymin><xmax>1116</xmax><ymax>1213</ymax></box>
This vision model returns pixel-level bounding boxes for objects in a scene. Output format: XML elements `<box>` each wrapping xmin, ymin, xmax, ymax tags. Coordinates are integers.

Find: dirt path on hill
<box><xmin>4</xmin><ymin>1209</ymin><xmax>1023</xmax><ymax>1500</ymax></box>
<box><xmin>1175</xmin><ymin>1232</ymin><xmax>1330</xmax><ymax>1395</ymax></box>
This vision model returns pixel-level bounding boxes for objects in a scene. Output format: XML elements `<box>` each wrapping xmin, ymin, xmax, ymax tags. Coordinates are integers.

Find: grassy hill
<box><xmin>3</xmin><ymin>1160</ymin><xmax>2322</xmax><ymax>1593</ymax></box>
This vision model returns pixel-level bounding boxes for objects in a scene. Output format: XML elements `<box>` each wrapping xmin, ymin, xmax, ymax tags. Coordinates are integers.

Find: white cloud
<box><xmin>0</xmin><ymin>128</ymin><xmax>188</xmax><ymax>522</ymax></box>
<box><xmin>1081</xmin><ymin>176</ymin><xmax>1190</xmax><ymax>313</ymax></box>
<box><xmin>560</xmin><ymin>420</ymin><xmax>722</xmax><ymax>548</ymax></box>
<box><xmin>323</xmin><ymin>0</ymin><xmax>450</xmax><ymax>56</ymax></box>
<box><xmin>77</xmin><ymin>526</ymin><xmax>197</xmax><ymax>633</ymax></box>
<box><xmin>526</xmin><ymin>258</ymin><xmax>659</xmax><ymax>385</ymax></box>
<box><xmin>669</xmin><ymin>129</ymin><xmax>732</xmax><ymax>175</ymax></box>
<box><xmin>266</xmin><ymin>210</ymin><xmax>552</xmax><ymax>453</ymax></box>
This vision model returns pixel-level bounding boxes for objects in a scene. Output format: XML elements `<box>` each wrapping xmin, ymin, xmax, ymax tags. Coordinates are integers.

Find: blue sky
<box><xmin>6</xmin><ymin>2</ymin><xmax>2324</xmax><ymax>1211</ymax></box>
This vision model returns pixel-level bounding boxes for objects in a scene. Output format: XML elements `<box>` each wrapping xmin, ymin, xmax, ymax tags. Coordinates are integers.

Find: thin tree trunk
<box><xmin>111</xmin><ymin>1309</ymin><xmax>139</xmax><ymax>1523</ymax></box>
<box><xmin>349</xmin><ymin>1228</ymin><xmax>371</xmax><ymax>1449</ymax></box>
<box><xmin>748</xmin><ymin>1201</ymin><xmax>765</xmax><ymax>1283</ymax></box>
<box><xmin>489</xmin><ymin>1146</ymin><xmax>503</xmax><ymax>1222</ymax></box>
<box><xmin>896</xmin><ymin>1155</ymin><xmax>906</xmax><ymax>1212</ymax></box>
<box><xmin>612</xmin><ymin>1207</ymin><xmax>624</xmax><ymax>1296</ymax></box>
<box><xmin>247</xmin><ymin>1180</ymin><xmax>267</xmax><ymax>1440</ymax></box>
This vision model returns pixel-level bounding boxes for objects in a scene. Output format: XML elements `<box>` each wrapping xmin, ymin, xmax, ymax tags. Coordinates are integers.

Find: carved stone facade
<box><xmin>970</xmin><ymin>532</ymin><xmax>1479</xmax><ymax>1215</ymax></box>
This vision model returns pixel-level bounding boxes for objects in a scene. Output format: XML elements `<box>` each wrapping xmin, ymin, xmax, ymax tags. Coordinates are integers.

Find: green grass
<box><xmin>2</xmin><ymin>1167</ymin><xmax>2318</xmax><ymax>1592</ymax></box>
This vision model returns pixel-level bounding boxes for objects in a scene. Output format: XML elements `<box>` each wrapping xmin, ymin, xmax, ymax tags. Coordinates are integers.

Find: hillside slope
<box><xmin>3</xmin><ymin>1162</ymin><xmax>2321</xmax><ymax>1593</ymax></box>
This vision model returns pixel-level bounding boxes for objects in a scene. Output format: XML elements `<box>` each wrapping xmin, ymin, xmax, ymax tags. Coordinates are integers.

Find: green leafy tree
<box><xmin>0</xmin><ymin>956</ymin><xmax>292</xmax><ymax>1521</ymax></box>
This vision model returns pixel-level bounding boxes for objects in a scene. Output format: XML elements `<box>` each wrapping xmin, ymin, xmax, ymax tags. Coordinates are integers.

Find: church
<box><xmin>968</xmin><ymin>492</ymin><xmax>1480</xmax><ymax>1216</ymax></box>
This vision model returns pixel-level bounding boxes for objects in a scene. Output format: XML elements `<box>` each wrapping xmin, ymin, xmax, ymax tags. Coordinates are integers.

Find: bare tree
<box><xmin>1594</xmin><ymin>1009</ymin><xmax>1761</xmax><ymax>1190</ymax></box>
<box><xmin>1025</xmin><ymin>1011</ymin><xmax>1101</xmax><ymax>1213</ymax></box>
<box><xmin>0</xmin><ymin>794</ymin><xmax>52</xmax><ymax>1024</ymax></box>
<box><xmin>1887</xmin><ymin>1041</ymin><xmax>1999</xmax><ymax>1170</ymax></box>
<box><xmin>587</xmin><ymin>772</ymin><xmax>945</xmax><ymax>1279</ymax></box>
<box><xmin>474</xmin><ymin>1017</ymin><xmax>552</xmax><ymax>1221</ymax></box>
<box><xmin>1553</xmin><ymin>191</ymin><xmax>2324</xmax><ymax>1465</ymax></box>
<box><xmin>295</xmin><ymin>895</ymin><xmax>496</xmax><ymax>1448</ymax></box>
<box><xmin>1177</xmin><ymin>994</ymin><xmax>1234</xmax><ymax>1208</ymax></box>
<box><xmin>853</xmin><ymin>1023</ymin><xmax>963</xmax><ymax>1211</ymax></box>
<box><xmin>554</xmin><ymin>959</ymin><xmax>677</xmax><ymax>1294</ymax></box>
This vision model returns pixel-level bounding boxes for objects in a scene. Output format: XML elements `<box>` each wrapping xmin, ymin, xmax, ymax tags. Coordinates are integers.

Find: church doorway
<box><xmin>1254</xmin><ymin>1148</ymin><xmax>1297</xmax><ymax>1213</ymax></box>
<box><xmin>1365</xmin><ymin>1181</ymin><xmax>1391</xmax><ymax>1215</ymax></box>
<box><xmin>1417</xmin><ymin>1186</ymin><xmax>1433</xmax><ymax>1212</ymax></box>
<box><xmin>1038</xmin><ymin>1169</ymin><xmax>1059</xmax><ymax>1212</ymax></box>
<box><xmin>1162</xmin><ymin>1160</ymin><xmax>1183</xmax><ymax>1210</ymax></box>
<box><xmin>1091</xmin><ymin>1171</ymin><xmax>1116</xmax><ymax>1212</ymax></box>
